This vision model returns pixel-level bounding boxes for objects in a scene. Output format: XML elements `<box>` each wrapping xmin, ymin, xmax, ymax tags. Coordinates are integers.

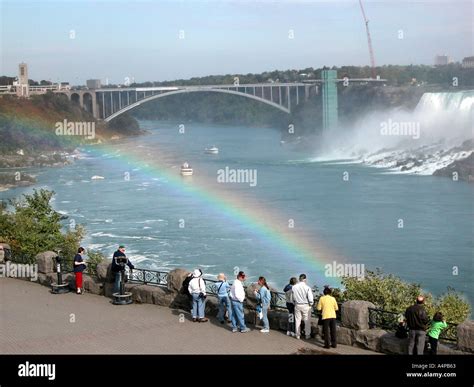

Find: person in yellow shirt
<box><xmin>317</xmin><ymin>286</ymin><xmax>339</xmax><ymax>349</ymax></box>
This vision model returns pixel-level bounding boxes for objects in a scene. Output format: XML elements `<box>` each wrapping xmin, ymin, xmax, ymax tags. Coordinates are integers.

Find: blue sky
<box><xmin>0</xmin><ymin>0</ymin><xmax>472</xmax><ymax>84</ymax></box>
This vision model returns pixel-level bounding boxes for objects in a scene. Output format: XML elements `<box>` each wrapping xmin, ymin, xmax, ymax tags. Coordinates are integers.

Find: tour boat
<box><xmin>204</xmin><ymin>146</ymin><xmax>219</xmax><ymax>154</ymax></box>
<box><xmin>180</xmin><ymin>162</ymin><xmax>193</xmax><ymax>176</ymax></box>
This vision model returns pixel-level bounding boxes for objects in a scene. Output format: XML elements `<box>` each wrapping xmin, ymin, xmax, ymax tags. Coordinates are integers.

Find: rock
<box><xmin>37</xmin><ymin>273</ymin><xmax>50</xmax><ymax>286</ymax></box>
<box><xmin>205</xmin><ymin>296</ymin><xmax>219</xmax><ymax>316</ymax></box>
<box><xmin>104</xmin><ymin>283</ymin><xmax>115</xmax><ymax>298</ymax></box>
<box><xmin>167</xmin><ymin>268</ymin><xmax>190</xmax><ymax>293</ymax></box>
<box><xmin>96</xmin><ymin>261</ymin><xmax>113</xmax><ymax>283</ymax></box>
<box><xmin>380</xmin><ymin>332</ymin><xmax>408</xmax><ymax>354</ymax></box>
<box><xmin>341</xmin><ymin>300</ymin><xmax>375</xmax><ymax>330</ymax></box>
<box><xmin>82</xmin><ymin>274</ymin><xmax>104</xmax><ymax>295</ymax></box>
<box><xmin>63</xmin><ymin>273</ymin><xmax>75</xmax><ymax>289</ymax></box>
<box><xmin>438</xmin><ymin>342</ymin><xmax>466</xmax><ymax>355</ymax></box>
<box><xmin>126</xmin><ymin>284</ymin><xmax>174</xmax><ymax>307</ymax></box>
<box><xmin>244</xmin><ymin>308</ymin><xmax>257</xmax><ymax>325</ymax></box>
<box><xmin>46</xmin><ymin>272</ymin><xmax>59</xmax><ymax>285</ymax></box>
<box><xmin>36</xmin><ymin>251</ymin><xmax>57</xmax><ymax>274</ymax></box>
<box><xmin>353</xmin><ymin>329</ymin><xmax>387</xmax><ymax>352</ymax></box>
<box><xmin>433</xmin><ymin>152</ymin><xmax>474</xmax><ymax>182</ymax></box>
<box><xmin>169</xmin><ymin>294</ymin><xmax>192</xmax><ymax>311</ymax></box>
<box><xmin>457</xmin><ymin>321</ymin><xmax>474</xmax><ymax>353</ymax></box>
<box><xmin>244</xmin><ymin>283</ymin><xmax>259</xmax><ymax>309</ymax></box>
<box><xmin>337</xmin><ymin>326</ymin><xmax>355</xmax><ymax>346</ymax></box>
<box><xmin>308</xmin><ymin>316</ymin><xmax>320</xmax><ymax>337</ymax></box>
<box><xmin>0</xmin><ymin>243</ymin><xmax>11</xmax><ymax>263</ymax></box>
<box><xmin>266</xmin><ymin>309</ymin><xmax>287</xmax><ymax>331</ymax></box>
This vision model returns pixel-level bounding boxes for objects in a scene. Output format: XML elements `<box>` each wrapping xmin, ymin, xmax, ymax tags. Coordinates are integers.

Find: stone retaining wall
<box><xmin>30</xmin><ymin>251</ymin><xmax>474</xmax><ymax>355</ymax></box>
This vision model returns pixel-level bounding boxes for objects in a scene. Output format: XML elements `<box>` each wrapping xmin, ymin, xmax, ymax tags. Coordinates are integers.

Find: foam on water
<box><xmin>313</xmin><ymin>91</ymin><xmax>474</xmax><ymax>175</ymax></box>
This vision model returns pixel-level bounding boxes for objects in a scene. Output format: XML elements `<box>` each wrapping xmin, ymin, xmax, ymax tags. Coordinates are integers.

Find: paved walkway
<box><xmin>0</xmin><ymin>278</ymin><xmax>379</xmax><ymax>355</ymax></box>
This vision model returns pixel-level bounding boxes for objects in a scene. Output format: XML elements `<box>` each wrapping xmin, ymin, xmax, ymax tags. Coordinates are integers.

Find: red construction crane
<box><xmin>358</xmin><ymin>0</ymin><xmax>376</xmax><ymax>79</ymax></box>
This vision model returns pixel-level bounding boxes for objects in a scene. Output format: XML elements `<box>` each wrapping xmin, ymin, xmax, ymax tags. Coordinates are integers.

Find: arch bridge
<box><xmin>62</xmin><ymin>83</ymin><xmax>317</xmax><ymax>122</ymax></box>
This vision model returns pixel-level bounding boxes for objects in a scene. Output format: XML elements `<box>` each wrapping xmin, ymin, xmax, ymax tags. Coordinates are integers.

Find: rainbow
<box><xmin>81</xmin><ymin>140</ymin><xmax>346</xmax><ymax>287</ymax></box>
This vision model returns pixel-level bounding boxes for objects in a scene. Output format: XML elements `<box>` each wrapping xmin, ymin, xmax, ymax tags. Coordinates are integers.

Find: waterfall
<box><xmin>313</xmin><ymin>90</ymin><xmax>473</xmax><ymax>176</ymax></box>
<box><xmin>415</xmin><ymin>91</ymin><xmax>474</xmax><ymax>113</ymax></box>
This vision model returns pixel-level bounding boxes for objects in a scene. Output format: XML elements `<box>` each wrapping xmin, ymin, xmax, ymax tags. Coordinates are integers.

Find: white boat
<box><xmin>91</xmin><ymin>175</ymin><xmax>105</xmax><ymax>180</ymax></box>
<box><xmin>180</xmin><ymin>162</ymin><xmax>193</xmax><ymax>176</ymax></box>
<box><xmin>204</xmin><ymin>146</ymin><xmax>219</xmax><ymax>154</ymax></box>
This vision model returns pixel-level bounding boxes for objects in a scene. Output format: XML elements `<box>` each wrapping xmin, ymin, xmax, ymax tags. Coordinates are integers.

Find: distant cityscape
<box><xmin>436</xmin><ymin>54</ymin><xmax>474</xmax><ymax>67</ymax></box>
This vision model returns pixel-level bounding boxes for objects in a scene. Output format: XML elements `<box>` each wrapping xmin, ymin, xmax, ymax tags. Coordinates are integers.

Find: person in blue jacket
<box><xmin>215</xmin><ymin>273</ymin><xmax>232</xmax><ymax>324</ymax></box>
<box><xmin>255</xmin><ymin>276</ymin><xmax>271</xmax><ymax>333</ymax></box>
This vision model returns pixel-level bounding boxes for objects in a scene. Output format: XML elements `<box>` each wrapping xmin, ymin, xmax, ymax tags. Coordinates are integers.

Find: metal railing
<box><xmin>368</xmin><ymin>307</ymin><xmax>457</xmax><ymax>342</ymax></box>
<box><xmin>128</xmin><ymin>268</ymin><xmax>168</xmax><ymax>286</ymax></box>
<box><xmin>125</xmin><ymin>268</ymin><xmax>342</xmax><ymax>320</ymax></box>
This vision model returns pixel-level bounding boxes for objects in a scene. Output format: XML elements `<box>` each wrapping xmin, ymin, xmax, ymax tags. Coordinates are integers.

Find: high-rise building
<box><xmin>86</xmin><ymin>79</ymin><xmax>101</xmax><ymax>89</ymax></box>
<box><xmin>321</xmin><ymin>69</ymin><xmax>338</xmax><ymax>130</ymax></box>
<box><xmin>462</xmin><ymin>56</ymin><xmax>474</xmax><ymax>68</ymax></box>
<box><xmin>434</xmin><ymin>55</ymin><xmax>451</xmax><ymax>66</ymax></box>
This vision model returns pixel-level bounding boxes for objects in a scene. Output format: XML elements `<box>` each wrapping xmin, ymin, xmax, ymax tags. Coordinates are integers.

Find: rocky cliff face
<box><xmin>433</xmin><ymin>152</ymin><xmax>474</xmax><ymax>182</ymax></box>
<box><xmin>0</xmin><ymin>172</ymin><xmax>36</xmax><ymax>191</ymax></box>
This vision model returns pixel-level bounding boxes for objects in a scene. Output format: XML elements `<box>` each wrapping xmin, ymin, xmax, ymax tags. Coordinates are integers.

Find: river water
<box><xmin>1</xmin><ymin>120</ymin><xmax>472</xmax><ymax>305</ymax></box>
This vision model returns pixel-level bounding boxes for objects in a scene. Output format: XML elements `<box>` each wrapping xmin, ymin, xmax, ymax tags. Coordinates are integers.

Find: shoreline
<box><xmin>0</xmin><ymin>130</ymin><xmax>150</xmax><ymax>192</ymax></box>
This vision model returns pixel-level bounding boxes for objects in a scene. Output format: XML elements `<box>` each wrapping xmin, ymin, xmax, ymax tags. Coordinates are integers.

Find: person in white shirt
<box><xmin>229</xmin><ymin>271</ymin><xmax>250</xmax><ymax>333</ymax></box>
<box><xmin>291</xmin><ymin>274</ymin><xmax>314</xmax><ymax>340</ymax></box>
<box><xmin>188</xmin><ymin>269</ymin><xmax>208</xmax><ymax>322</ymax></box>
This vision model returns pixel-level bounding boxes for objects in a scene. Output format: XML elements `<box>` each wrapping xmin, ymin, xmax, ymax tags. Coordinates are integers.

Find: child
<box><xmin>427</xmin><ymin>312</ymin><xmax>448</xmax><ymax>355</ymax></box>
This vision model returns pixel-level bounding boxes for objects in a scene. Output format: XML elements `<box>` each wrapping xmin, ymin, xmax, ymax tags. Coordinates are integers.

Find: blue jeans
<box><xmin>217</xmin><ymin>296</ymin><xmax>232</xmax><ymax>322</ymax></box>
<box><xmin>287</xmin><ymin>303</ymin><xmax>295</xmax><ymax>333</ymax></box>
<box><xmin>191</xmin><ymin>293</ymin><xmax>206</xmax><ymax>319</ymax></box>
<box><xmin>231</xmin><ymin>300</ymin><xmax>247</xmax><ymax>330</ymax></box>
<box><xmin>114</xmin><ymin>272</ymin><xmax>121</xmax><ymax>294</ymax></box>
<box><xmin>261</xmin><ymin>304</ymin><xmax>270</xmax><ymax>330</ymax></box>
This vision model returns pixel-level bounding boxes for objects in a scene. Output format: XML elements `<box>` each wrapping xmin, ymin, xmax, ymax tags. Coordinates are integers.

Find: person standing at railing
<box><xmin>255</xmin><ymin>276</ymin><xmax>271</xmax><ymax>333</ymax></box>
<box><xmin>230</xmin><ymin>271</ymin><xmax>250</xmax><ymax>333</ymax></box>
<box><xmin>216</xmin><ymin>273</ymin><xmax>232</xmax><ymax>324</ymax></box>
<box><xmin>188</xmin><ymin>269</ymin><xmax>208</xmax><ymax>322</ymax></box>
<box><xmin>111</xmin><ymin>245</ymin><xmax>134</xmax><ymax>294</ymax></box>
<box><xmin>292</xmin><ymin>274</ymin><xmax>314</xmax><ymax>340</ymax></box>
<box><xmin>73</xmin><ymin>247</ymin><xmax>87</xmax><ymax>295</ymax></box>
<box><xmin>284</xmin><ymin>277</ymin><xmax>297</xmax><ymax>337</ymax></box>
<box><xmin>405</xmin><ymin>295</ymin><xmax>430</xmax><ymax>355</ymax></box>
<box><xmin>427</xmin><ymin>312</ymin><xmax>448</xmax><ymax>355</ymax></box>
<box><xmin>317</xmin><ymin>286</ymin><xmax>339</xmax><ymax>349</ymax></box>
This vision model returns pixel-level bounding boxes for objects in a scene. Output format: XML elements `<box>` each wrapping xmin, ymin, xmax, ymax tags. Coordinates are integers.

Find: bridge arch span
<box><xmin>104</xmin><ymin>88</ymin><xmax>290</xmax><ymax>122</ymax></box>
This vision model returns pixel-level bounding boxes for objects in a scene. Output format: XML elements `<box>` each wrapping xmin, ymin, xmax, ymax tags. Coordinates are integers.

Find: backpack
<box><xmin>181</xmin><ymin>274</ymin><xmax>193</xmax><ymax>296</ymax></box>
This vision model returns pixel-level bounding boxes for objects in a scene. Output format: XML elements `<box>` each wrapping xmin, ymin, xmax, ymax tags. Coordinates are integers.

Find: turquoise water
<box><xmin>1</xmin><ymin>121</ymin><xmax>473</xmax><ymax>305</ymax></box>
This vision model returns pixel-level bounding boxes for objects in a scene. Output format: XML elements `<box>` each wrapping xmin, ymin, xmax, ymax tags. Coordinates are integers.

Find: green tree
<box><xmin>0</xmin><ymin>189</ymin><xmax>84</xmax><ymax>263</ymax></box>
<box><xmin>341</xmin><ymin>269</ymin><xmax>470</xmax><ymax>324</ymax></box>
<box><xmin>85</xmin><ymin>250</ymin><xmax>106</xmax><ymax>277</ymax></box>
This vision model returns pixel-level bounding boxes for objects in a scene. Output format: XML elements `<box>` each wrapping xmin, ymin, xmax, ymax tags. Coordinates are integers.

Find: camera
<box><xmin>199</xmin><ymin>292</ymin><xmax>206</xmax><ymax>300</ymax></box>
